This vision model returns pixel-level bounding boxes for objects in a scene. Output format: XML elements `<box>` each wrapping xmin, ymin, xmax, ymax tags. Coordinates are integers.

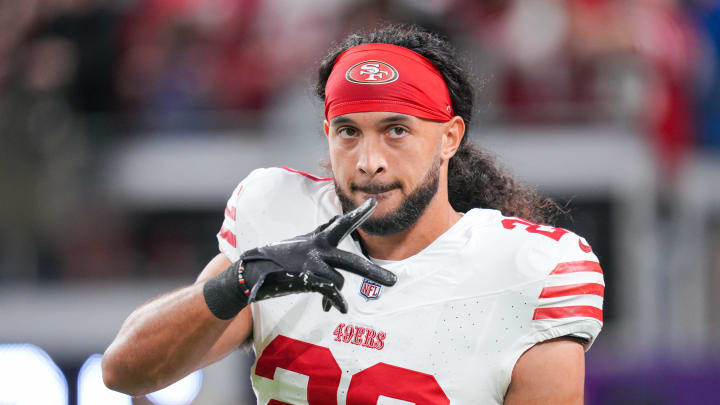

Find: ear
<box><xmin>323</xmin><ymin>120</ymin><xmax>330</xmax><ymax>137</ymax></box>
<box><xmin>440</xmin><ymin>116</ymin><xmax>465</xmax><ymax>160</ymax></box>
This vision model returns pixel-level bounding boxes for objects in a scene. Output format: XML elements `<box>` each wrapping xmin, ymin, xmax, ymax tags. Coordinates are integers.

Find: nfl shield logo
<box><xmin>360</xmin><ymin>279</ymin><xmax>382</xmax><ymax>300</ymax></box>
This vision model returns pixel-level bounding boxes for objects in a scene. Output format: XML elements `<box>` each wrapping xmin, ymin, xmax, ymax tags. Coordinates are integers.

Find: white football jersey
<box><xmin>217</xmin><ymin>167</ymin><xmax>604</xmax><ymax>405</ymax></box>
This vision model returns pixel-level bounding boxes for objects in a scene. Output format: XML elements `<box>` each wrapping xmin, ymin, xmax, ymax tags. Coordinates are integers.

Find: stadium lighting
<box><xmin>146</xmin><ymin>370</ymin><xmax>203</xmax><ymax>405</ymax></box>
<box><xmin>0</xmin><ymin>344</ymin><xmax>68</xmax><ymax>405</ymax></box>
<box><xmin>78</xmin><ymin>354</ymin><xmax>132</xmax><ymax>405</ymax></box>
<box><xmin>0</xmin><ymin>346</ymin><xmax>204</xmax><ymax>405</ymax></box>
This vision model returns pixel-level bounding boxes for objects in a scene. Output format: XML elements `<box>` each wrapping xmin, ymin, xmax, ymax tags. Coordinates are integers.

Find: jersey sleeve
<box><xmin>216</xmin><ymin>167</ymin><xmax>335</xmax><ymax>263</ymax></box>
<box><xmin>216</xmin><ymin>169</ymin><xmax>270</xmax><ymax>262</ymax></box>
<box><xmin>529</xmin><ymin>232</ymin><xmax>604</xmax><ymax>350</ymax></box>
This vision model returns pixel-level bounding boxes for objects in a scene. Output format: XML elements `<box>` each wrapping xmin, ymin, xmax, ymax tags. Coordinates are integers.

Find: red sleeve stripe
<box><xmin>218</xmin><ymin>226</ymin><xmax>237</xmax><ymax>248</ymax></box>
<box><xmin>225</xmin><ymin>205</ymin><xmax>236</xmax><ymax>221</ymax></box>
<box><xmin>550</xmin><ymin>261</ymin><xmax>602</xmax><ymax>275</ymax></box>
<box><xmin>278</xmin><ymin>166</ymin><xmax>332</xmax><ymax>182</ymax></box>
<box><xmin>533</xmin><ymin>306</ymin><xmax>603</xmax><ymax>322</ymax></box>
<box><xmin>539</xmin><ymin>283</ymin><xmax>605</xmax><ymax>299</ymax></box>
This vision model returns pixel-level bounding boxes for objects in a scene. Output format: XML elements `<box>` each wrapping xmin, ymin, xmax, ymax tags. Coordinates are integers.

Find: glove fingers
<box><xmin>312</xmin><ymin>215</ymin><xmax>339</xmax><ymax>235</ymax></box>
<box><xmin>307</xmin><ymin>274</ymin><xmax>348</xmax><ymax>313</ymax></box>
<box><xmin>319</xmin><ymin>198</ymin><xmax>377</xmax><ymax>246</ymax></box>
<box><xmin>322</xmin><ymin>249</ymin><xmax>397</xmax><ymax>286</ymax></box>
<box><xmin>322</xmin><ymin>296</ymin><xmax>333</xmax><ymax>312</ymax></box>
<box><xmin>306</xmin><ymin>259</ymin><xmax>345</xmax><ymax>289</ymax></box>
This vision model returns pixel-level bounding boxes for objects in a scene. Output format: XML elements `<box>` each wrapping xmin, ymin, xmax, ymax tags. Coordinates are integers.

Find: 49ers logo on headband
<box><xmin>346</xmin><ymin>60</ymin><xmax>399</xmax><ymax>84</ymax></box>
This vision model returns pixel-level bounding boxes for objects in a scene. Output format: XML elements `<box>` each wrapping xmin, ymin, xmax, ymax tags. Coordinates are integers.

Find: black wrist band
<box><xmin>203</xmin><ymin>261</ymin><xmax>250</xmax><ymax>320</ymax></box>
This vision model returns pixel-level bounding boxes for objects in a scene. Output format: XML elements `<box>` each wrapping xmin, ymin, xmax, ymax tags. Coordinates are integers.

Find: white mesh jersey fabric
<box><xmin>216</xmin><ymin>167</ymin><xmax>604</xmax><ymax>405</ymax></box>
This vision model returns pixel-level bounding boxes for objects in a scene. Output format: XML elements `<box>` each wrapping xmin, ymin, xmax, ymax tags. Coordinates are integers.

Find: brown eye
<box><xmin>388</xmin><ymin>126</ymin><xmax>408</xmax><ymax>138</ymax></box>
<box><xmin>338</xmin><ymin>127</ymin><xmax>358</xmax><ymax>138</ymax></box>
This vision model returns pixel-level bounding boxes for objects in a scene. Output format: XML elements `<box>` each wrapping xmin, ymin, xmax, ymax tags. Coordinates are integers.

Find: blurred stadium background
<box><xmin>1</xmin><ymin>0</ymin><xmax>719</xmax><ymax>403</ymax></box>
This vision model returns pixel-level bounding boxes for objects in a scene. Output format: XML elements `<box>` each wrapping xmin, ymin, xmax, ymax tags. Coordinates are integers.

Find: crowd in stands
<box><xmin>1</xmin><ymin>1</ymin><xmax>717</xmax><ymax>137</ymax></box>
<box><xmin>1</xmin><ymin>0</ymin><xmax>719</xmax><ymax>280</ymax></box>
<box><xmin>2</xmin><ymin>1</ymin><xmax>718</xmax><ymax>143</ymax></box>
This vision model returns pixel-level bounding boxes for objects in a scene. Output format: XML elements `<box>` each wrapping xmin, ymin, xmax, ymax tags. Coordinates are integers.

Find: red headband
<box><xmin>324</xmin><ymin>43</ymin><xmax>454</xmax><ymax>122</ymax></box>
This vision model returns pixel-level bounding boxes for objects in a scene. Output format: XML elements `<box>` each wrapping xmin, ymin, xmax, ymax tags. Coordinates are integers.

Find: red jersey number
<box><xmin>255</xmin><ymin>335</ymin><xmax>450</xmax><ymax>405</ymax></box>
<box><xmin>255</xmin><ymin>335</ymin><xmax>341</xmax><ymax>405</ymax></box>
<box><xmin>501</xmin><ymin>218</ymin><xmax>569</xmax><ymax>242</ymax></box>
<box><xmin>347</xmin><ymin>363</ymin><xmax>450</xmax><ymax>405</ymax></box>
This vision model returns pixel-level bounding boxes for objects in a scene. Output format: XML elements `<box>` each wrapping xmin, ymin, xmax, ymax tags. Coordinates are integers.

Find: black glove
<box><xmin>203</xmin><ymin>198</ymin><xmax>397</xmax><ymax>319</ymax></box>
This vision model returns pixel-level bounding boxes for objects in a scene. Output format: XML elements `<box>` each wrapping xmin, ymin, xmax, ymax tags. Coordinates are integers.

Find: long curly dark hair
<box><xmin>315</xmin><ymin>24</ymin><xmax>564</xmax><ymax>225</ymax></box>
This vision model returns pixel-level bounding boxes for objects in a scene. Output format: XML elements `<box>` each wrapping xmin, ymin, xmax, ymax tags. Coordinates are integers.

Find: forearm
<box><xmin>102</xmin><ymin>283</ymin><xmax>233</xmax><ymax>396</ymax></box>
<box><xmin>101</xmin><ymin>199</ymin><xmax>394</xmax><ymax>396</ymax></box>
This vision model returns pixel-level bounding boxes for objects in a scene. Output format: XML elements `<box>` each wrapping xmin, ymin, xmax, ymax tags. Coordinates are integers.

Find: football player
<box><xmin>103</xmin><ymin>24</ymin><xmax>603</xmax><ymax>404</ymax></box>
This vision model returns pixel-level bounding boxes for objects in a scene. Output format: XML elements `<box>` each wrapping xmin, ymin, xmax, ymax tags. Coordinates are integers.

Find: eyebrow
<box><xmin>330</xmin><ymin>116</ymin><xmax>356</xmax><ymax>125</ymax></box>
<box><xmin>330</xmin><ymin>114</ymin><xmax>411</xmax><ymax>126</ymax></box>
<box><xmin>378</xmin><ymin>115</ymin><xmax>411</xmax><ymax>124</ymax></box>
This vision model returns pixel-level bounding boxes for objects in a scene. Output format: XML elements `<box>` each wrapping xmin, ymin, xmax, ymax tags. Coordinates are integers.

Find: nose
<box><xmin>356</xmin><ymin>134</ymin><xmax>387</xmax><ymax>178</ymax></box>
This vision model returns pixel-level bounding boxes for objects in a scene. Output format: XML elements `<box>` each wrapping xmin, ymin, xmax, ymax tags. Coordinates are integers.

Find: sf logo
<box><xmin>359</xmin><ymin>63</ymin><xmax>389</xmax><ymax>81</ymax></box>
<box><xmin>346</xmin><ymin>60</ymin><xmax>398</xmax><ymax>84</ymax></box>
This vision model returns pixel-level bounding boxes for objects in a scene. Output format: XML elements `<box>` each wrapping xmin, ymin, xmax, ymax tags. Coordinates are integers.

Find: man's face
<box><xmin>325</xmin><ymin>112</ymin><xmax>447</xmax><ymax>235</ymax></box>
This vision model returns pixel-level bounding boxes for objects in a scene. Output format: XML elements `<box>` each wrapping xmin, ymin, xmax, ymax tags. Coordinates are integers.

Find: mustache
<box><xmin>350</xmin><ymin>181</ymin><xmax>402</xmax><ymax>194</ymax></box>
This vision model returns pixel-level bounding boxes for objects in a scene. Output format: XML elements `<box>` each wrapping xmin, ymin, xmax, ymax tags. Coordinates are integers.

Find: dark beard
<box><xmin>335</xmin><ymin>157</ymin><xmax>441</xmax><ymax>236</ymax></box>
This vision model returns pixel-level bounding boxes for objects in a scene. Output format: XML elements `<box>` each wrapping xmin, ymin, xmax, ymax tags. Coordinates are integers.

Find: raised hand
<box><xmin>203</xmin><ymin>198</ymin><xmax>397</xmax><ymax>318</ymax></box>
